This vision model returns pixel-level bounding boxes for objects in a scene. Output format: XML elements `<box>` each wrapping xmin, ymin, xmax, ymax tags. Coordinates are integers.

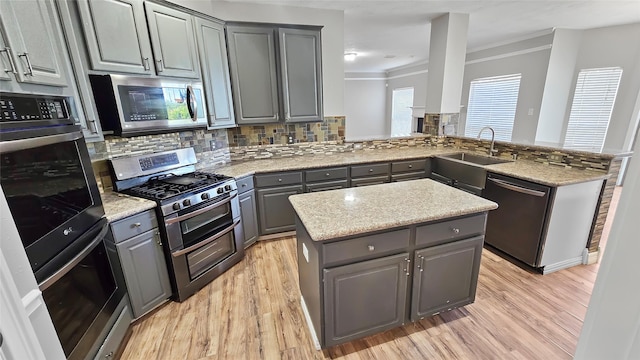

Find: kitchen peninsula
<box><xmin>289</xmin><ymin>179</ymin><xmax>498</xmax><ymax>348</ymax></box>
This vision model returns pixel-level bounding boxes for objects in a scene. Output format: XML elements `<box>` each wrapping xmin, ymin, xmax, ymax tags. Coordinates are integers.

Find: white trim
<box><xmin>465</xmin><ymin>44</ymin><xmax>552</xmax><ymax>65</ymax></box>
<box><xmin>542</xmin><ymin>256</ymin><xmax>584</xmax><ymax>274</ymax></box>
<box><xmin>386</xmin><ymin>69</ymin><xmax>428</xmax><ymax>80</ymax></box>
<box><xmin>22</xmin><ymin>289</ymin><xmax>43</xmax><ymax>316</ymax></box>
<box><xmin>466</xmin><ymin>28</ymin><xmax>555</xmax><ymax>53</ymax></box>
<box><xmin>300</xmin><ymin>296</ymin><xmax>321</xmax><ymax>350</ymax></box>
<box><xmin>344</xmin><ymin>77</ymin><xmax>387</xmax><ymax>81</ymax></box>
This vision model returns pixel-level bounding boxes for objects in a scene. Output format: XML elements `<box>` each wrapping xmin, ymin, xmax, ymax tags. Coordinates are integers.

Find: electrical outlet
<box><xmin>549</xmin><ymin>154</ymin><xmax>563</xmax><ymax>162</ymax></box>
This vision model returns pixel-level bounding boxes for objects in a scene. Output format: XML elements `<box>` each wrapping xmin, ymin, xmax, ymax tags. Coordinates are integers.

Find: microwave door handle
<box><xmin>186</xmin><ymin>85</ymin><xmax>197</xmax><ymax>122</ymax></box>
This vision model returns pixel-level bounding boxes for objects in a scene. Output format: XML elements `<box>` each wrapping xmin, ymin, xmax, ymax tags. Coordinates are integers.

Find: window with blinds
<box><xmin>563</xmin><ymin>67</ymin><xmax>623</xmax><ymax>152</ymax></box>
<box><xmin>464</xmin><ymin>74</ymin><xmax>522</xmax><ymax>142</ymax></box>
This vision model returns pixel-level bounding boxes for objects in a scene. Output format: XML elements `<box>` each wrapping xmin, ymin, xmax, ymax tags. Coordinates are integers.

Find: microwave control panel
<box><xmin>0</xmin><ymin>94</ymin><xmax>69</xmax><ymax>122</ymax></box>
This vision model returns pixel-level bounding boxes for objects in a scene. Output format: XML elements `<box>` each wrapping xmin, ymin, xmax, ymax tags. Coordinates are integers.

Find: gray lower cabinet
<box><xmin>305</xmin><ymin>166</ymin><xmax>348</xmax><ymax>192</ymax></box>
<box><xmin>411</xmin><ymin>236</ymin><xmax>483</xmax><ymax>321</ymax></box>
<box><xmin>391</xmin><ymin>159</ymin><xmax>430</xmax><ymax>182</ymax></box>
<box><xmin>239</xmin><ymin>190</ymin><xmax>259</xmax><ymax>248</ymax></box>
<box><xmin>109</xmin><ymin>210</ymin><xmax>171</xmax><ymax>319</ymax></box>
<box><xmin>306</xmin><ymin>180</ymin><xmax>349</xmax><ymax>192</ymax></box>
<box><xmin>323</xmin><ymin>253</ymin><xmax>409</xmax><ymax>347</ymax></box>
<box><xmin>256</xmin><ymin>184</ymin><xmax>303</xmax><ymax>234</ymax></box>
<box><xmin>350</xmin><ymin>163</ymin><xmax>390</xmax><ymax>187</ymax></box>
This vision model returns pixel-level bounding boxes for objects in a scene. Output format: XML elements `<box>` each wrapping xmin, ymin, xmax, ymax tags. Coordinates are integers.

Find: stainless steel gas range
<box><xmin>110</xmin><ymin>148</ymin><xmax>244</xmax><ymax>301</ymax></box>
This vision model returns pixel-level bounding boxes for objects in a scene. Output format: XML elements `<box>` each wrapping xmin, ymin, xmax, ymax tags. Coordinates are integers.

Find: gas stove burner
<box><xmin>123</xmin><ymin>171</ymin><xmax>232</xmax><ymax>201</ymax></box>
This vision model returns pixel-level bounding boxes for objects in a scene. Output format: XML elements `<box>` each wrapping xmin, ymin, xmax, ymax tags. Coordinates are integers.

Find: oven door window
<box><xmin>1</xmin><ymin>140</ymin><xmax>93</xmax><ymax>248</ymax></box>
<box><xmin>42</xmin><ymin>241</ymin><xmax>117</xmax><ymax>358</ymax></box>
<box><xmin>180</xmin><ymin>200</ymin><xmax>232</xmax><ymax>248</ymax></box>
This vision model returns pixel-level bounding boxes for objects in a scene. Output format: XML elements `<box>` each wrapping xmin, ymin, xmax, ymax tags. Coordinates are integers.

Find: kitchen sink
<box><xmin>438</xmin><ymin>152</ymin><xmax>512</xmax><ymax>166</ymax></box>
<box><xmin>431</xmin><ymin>153</ymin><xmax>512</xmax><ymax>190</ymax></box>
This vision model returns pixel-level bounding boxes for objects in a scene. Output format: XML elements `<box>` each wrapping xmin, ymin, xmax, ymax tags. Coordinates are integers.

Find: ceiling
<box><xmin>223</xmin><ymin>0</ymin><xmax>640</xmax><ymax>73</ymax></box>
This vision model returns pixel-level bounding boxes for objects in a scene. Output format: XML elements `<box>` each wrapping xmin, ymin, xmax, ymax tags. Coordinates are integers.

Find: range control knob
<box><xmin>217</xmin><ymin>187</ymin><xmax>224</xmax><ymax>194</ymax></box>
<box><xmin>201</xmin><ymin>193</ymin><xmax>210</xmax><ymax>200</ymax></box>
<box><xmin>224</xmin><ymin>184</ymin><xmax>232</xmax><ymax>191</ymax></box>
<box><xmin>172</xmin><ymin>203</ymin><xmax>181</xmax><ymax>210</ymax></box>
<box><xmin>183</xmin><ymin>199</ymin><xmax>191</xmax><ymax>207</ymax></box>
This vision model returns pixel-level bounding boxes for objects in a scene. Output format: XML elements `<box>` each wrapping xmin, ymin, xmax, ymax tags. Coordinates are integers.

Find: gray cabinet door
<box><xmin>144</xmin><ymin>2</ymin><xmax>200</xmax><ymax>79</ymax></box>
<box><xmin>116</xmin><ymin>229</ymin><xmax>171</xmax><ymax>318</ymax></box>
<box><xmin>278</xmin><ymin>28</ymin><xmax>323</xmax><ymax>123</ymax></box>
<box><xmin>239</xmin><ymin>190</ymin><xmax>259</xmax><ymax>248</ymax></box>
<box><xmin>0</xmin><ymin>32</ymin><xmax>13</xmax><ymax>81</ymax></box>
<box><xmin>256</xmin><ymin>184</ymin><xmax>303</xmax><ymax>235</ymax></box>
<box><xmin>226</xmin><ymin>25</ymin><xmax>280</xmax><ymax>124</ymax></box>
<box><xmin>0</xmin><ymin>0</ymin><xmax>68</xmax><ymax>86</ymax></box>
<box><xmin>194</xmin><ymin>17</ymin><xmax>235</xmax><ymax>129</ymax></box>
<box><xmin>76</xmin><ymin>0</ymin><xmax>153</xmax><ymax>74</ymax></box>
<box><xmin>411</xmin><ymin>236</ymin><xmax>483</xmax><ymax>321</ymax></box>
<box><xmin>323</xmin><ymin>253</ymin><xmax>409</xmax><ymax>347</ymax></box>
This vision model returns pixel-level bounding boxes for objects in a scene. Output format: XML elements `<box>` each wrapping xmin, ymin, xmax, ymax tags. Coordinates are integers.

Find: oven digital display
<box><xmin>139</xmin><ymin>152</ymin><xmax>179</xmax><ymax>171</ymax></box>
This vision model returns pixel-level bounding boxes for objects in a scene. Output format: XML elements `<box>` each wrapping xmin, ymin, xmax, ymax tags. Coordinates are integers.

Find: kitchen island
<box><xmin>289</xmin><ymin>179</ymin><xmax>498</xmax><ymax>348</ymax></box>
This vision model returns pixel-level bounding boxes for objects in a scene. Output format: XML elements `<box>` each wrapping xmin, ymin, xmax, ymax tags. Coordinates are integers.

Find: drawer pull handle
<box><xmin>133</xmin><ymin>222</ymin><xmax>141</xmax><ymax>228</ymax></box>
<box><xmin>418</xmin><ymin>255</ymin><xmax>425</xmax><ymax>272</ymax></box>
<box><xmin>326</xmin><ymin>173</ymin><xmax>330</xmax><ymax>176</ymax></box>
<box><xmin>105</xmin><ymin>351</ymin><xmax>114</xmax><ymax>358</ymax></box>
<box><xmin>369</xmin><ymin>169</ymin><xmax>373</xmax><ymax>172</ymax></box>
<box><xmin>452</xmin><ymin>228</ymin><xmax>460</xmax><ymax>234</ymax></box>
<box><xmin>278</xmin><ymin>178</ymin><xmax>282</xmax><ymax>182</ymax></box>
<box><xmin>408</xmin><ymin>164</ymin><xmax>413</xmax><ymax>168</ymax></box>
<box><xmin>367</xmin><ymin>245</ymin><xmax>375</xmax><ymax>252</ymax></box>
<box><xmin>242</xmin><ymin>183</ymin><xmax>247</xmax><ymax>187</ymax></box>
<box><xmin>404</xmin><ymin>258</ymin><xmax>411</xmax><ymax>276</ymax></box>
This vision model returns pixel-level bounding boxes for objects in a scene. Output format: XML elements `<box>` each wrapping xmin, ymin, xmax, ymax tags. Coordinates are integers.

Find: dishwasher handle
<box><xmin>488</xmin><ymin>177</ymin><xmax>547</xmax><ymax>197</ymax></box>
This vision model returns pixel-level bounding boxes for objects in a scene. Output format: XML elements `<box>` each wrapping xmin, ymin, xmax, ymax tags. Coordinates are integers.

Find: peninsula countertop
<box><xmin>208</xmin><ymin>147</ymin><xmax>609</xmax><ymax>187</ymax></box>
<box><xmin>289</xmin><ymin>179</ymin><xmax>498</xmax><ymax>242</ymax></box>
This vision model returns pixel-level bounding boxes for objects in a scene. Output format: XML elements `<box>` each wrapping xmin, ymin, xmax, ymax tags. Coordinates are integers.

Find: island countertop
<box><xmin>289</xmin><ymin>178</ymin><xmax>498</xmax><ymax>241</ymax></box>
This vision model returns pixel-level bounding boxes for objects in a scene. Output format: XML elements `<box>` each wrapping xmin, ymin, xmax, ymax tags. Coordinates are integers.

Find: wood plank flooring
<box><xmin>121</xmin><ymin>187</ymin><xmax>621</xmax><ymax>359</ymax></box>
<box><xmin>120</xmin><ymin>238</ymin><xmax>598</xmax><ymax>360</ymax></box>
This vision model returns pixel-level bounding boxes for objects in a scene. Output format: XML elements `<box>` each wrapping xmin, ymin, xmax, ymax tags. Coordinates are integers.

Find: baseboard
<box><xmin>582</xmin><ymin>247</ymin><xmax>601</xmax><ymax>265</ymax></box>
<box><xmin>300</xmin><ymin>296</ymin><xmax>321</xmax><ymax>350</ymax></box>
<box><xmin>542</xmin><ymin>256</ymin><xmax>584</xmax><ymax>274</ymax></box>
<box><xmin>258</xmin><ymin>231</ymin><xmax>296</xmax><ymax>241</ymax></box>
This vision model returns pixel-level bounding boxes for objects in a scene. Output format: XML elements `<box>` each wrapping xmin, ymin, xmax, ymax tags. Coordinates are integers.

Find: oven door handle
<box><xmin>0</xmin><ymin>130</ymin><xmax>83</xmax><ymax>153</ymax></box>
<box><xmin>38</xmin><ymin>221</ymin><xmax>109</xmax><ymax>292</ymax></box>
<box><xmin>165</xmin><ymin>192</ymin><xmax>238</xmax><ymax>225</ymax></box>
<box><xmin>171</xmin><ymin>219</ymin><xmax>241</xmax><ymax>257</ymax></box>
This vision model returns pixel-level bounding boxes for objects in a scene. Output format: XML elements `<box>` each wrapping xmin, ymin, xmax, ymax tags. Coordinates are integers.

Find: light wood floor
<box><xmin>120</xmin><ymin>187</ymin><xmax>622</xmax><ymax>360</ymax></box>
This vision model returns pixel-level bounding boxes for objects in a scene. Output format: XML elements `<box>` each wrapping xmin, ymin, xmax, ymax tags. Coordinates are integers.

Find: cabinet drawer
<box><xmin>323</xmin><ymin>229</ymin><xmax>410</xmax><ymax>266</ymax></box>
<box><xmin>351</xmin><ymin>163</ymin><xmax>389</xmax><ymax>178</ymax></box>
<box><xmin>391</xmin><ymin>172</ymin><xmax>426</xmax><ymax>182</ymax></box>
<box><xmin>416</xmin><ymin>214</ymin><xmax>487</xmax><ymax>248</ymax></box>
<box><xmin>255</xmin><ymin>171</ymin><xmax>303</xmax><ymax>187</ymax></box>
<box><xmin>305</xmin><ymin>167</ymin><xmax>348</xmax><ymax>182</ymax></box>
<box><xmin>236</xmin><ymin>175</ymin><xmax>255</xmax><ymax>193</ymax></box>
<box><xmin>392</xmin><ymin>159</ymin><xmax>427</xmax><ymax>174</ymax></box>
<box><xmin>306</xmin><ymin>179</ymin><xmax>349</xmax><ymax>192</ymax></box>
<box><xmin>110</xmin><ymin>210</ymin><xmax>158</xmax><ymax>243</ymax></box>
<box><xmin>351</xmin><ymin>175</ymin><xmax>389</xmax><ymax>187</ymax></box>
<box><xmin>93</xmin><ymin>302</ymin><xmax>132</xmax><ymax>360</ymax></box>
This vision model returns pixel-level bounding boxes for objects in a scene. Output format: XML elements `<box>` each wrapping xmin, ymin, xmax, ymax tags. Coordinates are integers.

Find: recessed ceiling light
<box><xmin>344</xmin><ymin>52</ymin><xmax>357</xmax><ymax>61</ymax></box>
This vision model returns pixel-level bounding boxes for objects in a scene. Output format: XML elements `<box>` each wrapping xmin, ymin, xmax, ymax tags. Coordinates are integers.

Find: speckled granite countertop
<box><xmin>289</xmin><ymin>179</ymin><xmax>498</xmax><ymax>241</ymax></box>
<box><xmin>207</xmin><ymin>147</ymin><xmax>608</xmax><ymax>187</ymax></box>
<box><xmin>483</xmin><ymin>161</ymin><xmax>609</xmax><ymax>186</ymax></box>
<box><xmin>208</xmin><ymin>147</ymin><xmax>458</xmax><ymax>178</ymax></box>
<box><xmin>100</xmin><ymin>191</ymin><xmax>156</xmax><ymax>222</ymax></box>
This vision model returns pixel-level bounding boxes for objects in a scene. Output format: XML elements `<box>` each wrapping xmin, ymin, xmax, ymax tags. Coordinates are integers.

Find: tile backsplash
<box><xmin>227</xmin><ymin>116</ymin><xmax>345</xmax><ymax>146</ymax></box>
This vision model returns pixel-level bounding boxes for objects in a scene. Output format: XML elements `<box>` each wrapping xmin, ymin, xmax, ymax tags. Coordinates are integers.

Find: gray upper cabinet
<box><xmin>226</xmin><ymin>25</ymin><xmax>280</xmax><ymax>124</ymax></box>
<box><xmin>76</xmin><ymin>0</ymin><xmax>153</xmax><ymax>74</ymax></box>
<box><xmin>278</xmin><ymin>28</ymin><xmax>323</xmax><ymax>123</ymax></box>
<box><xmin>0</xmin><ymin>32</ymin><xmax>13</xmax><ymax>81</ymax></box>
<box><xmin>0</xmin><ymin>0</ymin><xmax>68</xmax><ymax>87</ymax></box>
<box><xmin>194</xmin><ymin>17</ymin><xmax>235</xmax><ymax>129</ymax></box>
<box><xmin>144</xmin><ymin>2</ymin><xmax>200</xmax><ymax>79</ymax></box>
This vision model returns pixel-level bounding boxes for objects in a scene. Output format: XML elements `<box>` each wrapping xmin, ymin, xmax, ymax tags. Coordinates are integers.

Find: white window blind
<box><xmin>391</xmin><ymin>87</ymin><xmax>414</xmax><ymax>136</ymax></box>
<box><xmin>465</xmin><ymin>74</ymin><xmax>521</xmax><ymax>142</ymax></box>
<box><xmin>563</xmin><ymin>67</ymin><xmax>623</xmax><ymax>152</ymax></box>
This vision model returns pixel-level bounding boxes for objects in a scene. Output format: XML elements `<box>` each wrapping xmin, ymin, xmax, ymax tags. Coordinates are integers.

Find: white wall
<box><xmin>168</xmin><ymin>0</ymin><xmax>345</xmax><ymax>116</ymax></box>
<box><xmin>460</xmin><ymin>34</ymin><xmax>553</xmax><ymax>144</ymax></box>
<box><xmin>386</xmin><ymin>64</ymin><xmax>429</xmax><ymax>124</ymax></box>
<box><xmin>344</xmin><ymin>73</ymin><xmax>387</xmax><ymax>140</ymax></box>
<box><xmin>570</xmin><ymin>23</ymin><xmax>640</xmax><ymax>153</ymax></box>
<box><xmin>574</xmin><ymin>127</ymin><xmax>640</xmax><ymax>359</ymax></box>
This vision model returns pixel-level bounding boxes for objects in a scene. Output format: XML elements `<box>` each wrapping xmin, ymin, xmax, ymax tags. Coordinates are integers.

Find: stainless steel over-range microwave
<box><xmin>90</xmin><ymin>74</ymin><xmax>207</xmax><ymax>136</ymax></box>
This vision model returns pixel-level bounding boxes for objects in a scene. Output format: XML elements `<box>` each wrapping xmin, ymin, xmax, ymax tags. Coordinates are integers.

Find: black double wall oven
<box><xmin>0</xmin><ymin>93</ymin><xmax>126</xmax><ymax>359</ymax></box>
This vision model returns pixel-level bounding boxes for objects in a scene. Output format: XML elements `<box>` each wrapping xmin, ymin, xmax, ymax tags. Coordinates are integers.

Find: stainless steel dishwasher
<box><xmin>483</xmin><ymin>173</ymin><xmax>553</xmax><ymax>266</ymax></box>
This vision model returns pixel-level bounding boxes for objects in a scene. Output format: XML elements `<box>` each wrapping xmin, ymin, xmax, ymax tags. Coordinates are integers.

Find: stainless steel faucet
<box><xmin>477</xmin><ymin>126</ymin><xmax>498</xmax><ymax>156</ymax></box>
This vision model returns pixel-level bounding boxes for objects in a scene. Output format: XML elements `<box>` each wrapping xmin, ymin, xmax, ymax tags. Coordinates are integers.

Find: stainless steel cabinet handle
<box><xmin>367</xmin><ymin>245</ymin><xmax>375</xmax><ymax>251</ymax></box>
<box><xmin>0</xmin><ymin>47</ymin><xmax>17</xmax><ymax>74</ymax></box>
<box><xmin>18</xmin><ymin>52</ymin><xmax>33</xmax><ymax>76</ymax></box>
<box><xmin>143</xmin><ymin>57</ymin><xmax>150</xmax><ymax>71</ymax></box>
<box><xmin>104</xmin><ymin>351</ymin><xmax>114</xmax><ymax>358</ymax></box>
<box><xmin>369</xmin><ymin>169</ymin><xmax>373</xmax><ymax>172</ymax></box>
<box><xmin>488</xmin><ymin>178</ymin><xmax>546</xmax><ymax>197</ymax></box>
<box><xmin>326</xmin><ymin>173</ymin><xmax>330</xmax><ymax>177</ymax></box>
<box><xmin>417</xmin><ymin>254</ymin><xmax>425</xmax><ymax>272</ymax></box>
<box><xmin>156</xmin><ymin>59</ymin><xmax>164</xmax><ymax>72</ymax></box>
<box><xmin>408</xmin><ymin>164</ymin><xmax>413</xmax><ymax>168</ymax></box>
<box><xmin>278</xmin><ymin>178</ymin><xmax>282</xmax><ymax>182</ymax></box>
<box><xmin>452</xmin><ymin>228</ymin><xmax>460</xmax><ymax>234</ymax></box>
<box><xmin>133</xmin><ymin>222</ymin><xmax>141</xmax><ymax>228</ymax></box>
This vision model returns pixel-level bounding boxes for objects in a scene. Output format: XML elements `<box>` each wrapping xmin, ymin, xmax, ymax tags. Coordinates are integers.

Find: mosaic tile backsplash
<box><xmin>227</xmin><ymin>116</ymin><xmax>345</xmax><ymax>146</ymax></box>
